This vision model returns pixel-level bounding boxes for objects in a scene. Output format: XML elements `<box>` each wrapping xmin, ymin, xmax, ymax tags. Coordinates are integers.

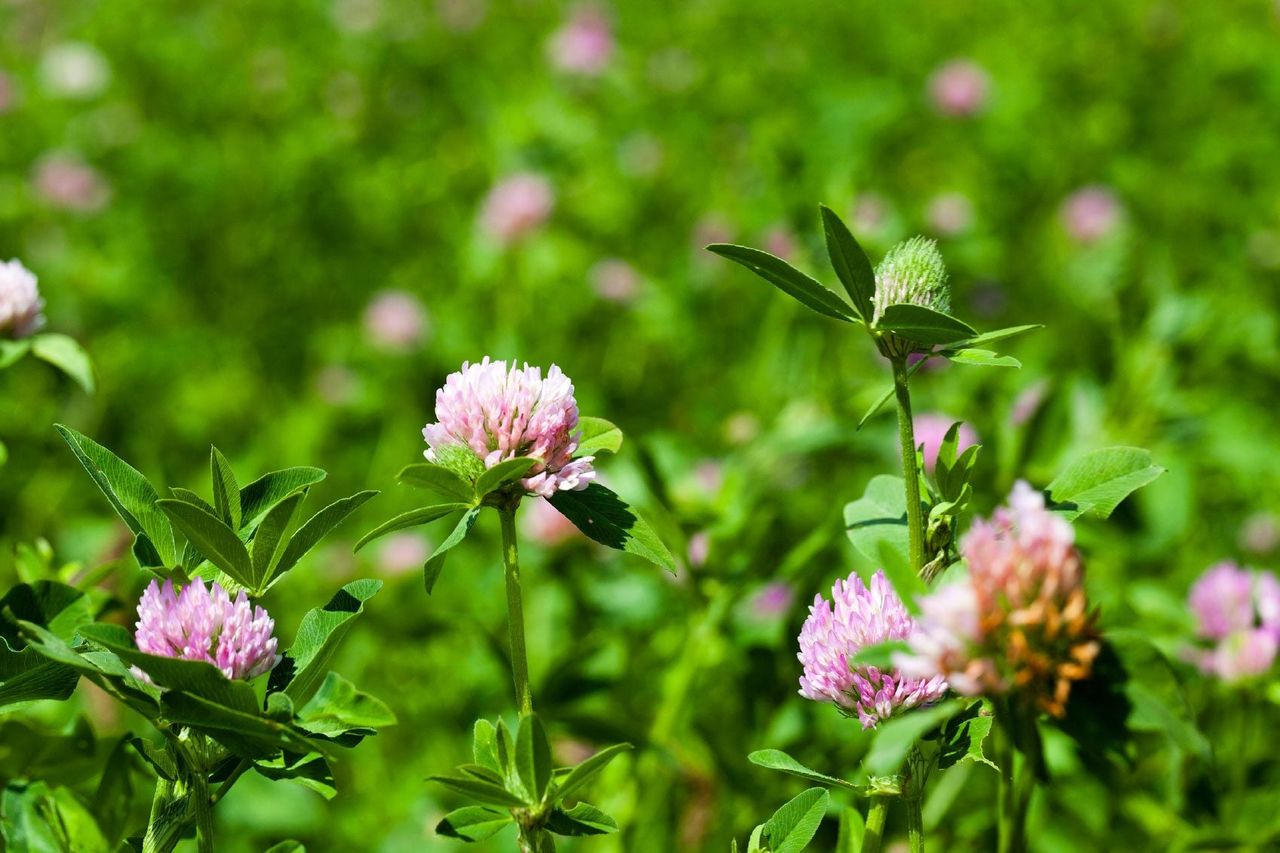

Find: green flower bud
<box><xmin>433</xmin><ymin>442</ymin><xmax>487</xmax><ymax>483</ymax></box>
<box><xmin>872</xmin><ymin>236</ymin><xmax>950</xmax><ymax>324</ymax></box>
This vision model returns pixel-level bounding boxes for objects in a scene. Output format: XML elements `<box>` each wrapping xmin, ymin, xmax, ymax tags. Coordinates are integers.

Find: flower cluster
<box><xmin>134</xmin><ymin>579</ymin><xmax>278</xmax><ymax>681</ymax></box>
<box><xmin>798</xmin><ymin>570</ymin><xmax>948</xmax><ymax>728</ymax></box>
<box><xmin>422</xmin><ymin>358</ymin><xmax>595</xmax><ymax>498</ymax></box>
<box><xmin>0</xmin><ymin>259</ymin><xmax>45</xmax><ymax>339</ymax></box>
<box><xmin>1186</xmin><ymin>561</ymin><xmax>1280</xmax><ymax>682</ymax></box>
<box><xmin>897</xmin><ymin>482</ymin><xmax>1100</xmax><ymax>717</ymax></box>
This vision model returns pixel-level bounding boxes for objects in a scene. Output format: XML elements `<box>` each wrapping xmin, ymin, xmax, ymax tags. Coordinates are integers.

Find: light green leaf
<box><xmin>843</xmin><ymin>476</ymin><xmax>922</xmax><ymax>600</ymax></box>
<box><xmin>31</xmin><ymin>333</ymin><xmax>94</xmax><ymax>393</ymax></box>
<box><xmin>296</xmin><ymin>672</ymin><xmax>395</xmax><ymax>736</ymax></box>
<box><xmin>476</xmin><ymin>457</ymin><xmax>538</xmax><ymax>498</ymax></box>
<box><xmin>547</xmin><ymin>484</ymin><xmax>676</xmax><ymax>573</ymax></box>
<box><xmin>1</xmin><ymin>781</ymin><xmax>109</xmax><ymax>853</ymax></box>
<box><xmin>576</xmin><ymin>417</ymin><xmax>623</xmax><ymax>456</ymax></box>
<box><xmin>864</xmin><ymin>700</ymin><xmax>965</xmax><ymax>776</ymax></box>
<box><xmin>836</xmin><ymin>807</ymin><xmax>866</xmax><ymax>853</ymax></box>
<box><xmin>748</xmin><ymin>750</ymin><xmax>863</xmax><ymax>792</ymax></box>
<box><xmin>398</xmin><ymin>463</ymin><xmax>474</xmax><ymax>502</ymax></box>
<box><xmin>819</xmin><ymin>204</ymin><xmax>875</xmax><ymax>321</ymax></box>
<box><xmin>762</xmin><ymin>787</ymin><xmax>829</xmax><ymax>853</ymax></box>
<box><xmin>1046</xmin><ymin>447</ymin><xmax>1165</xmax><ymax>520</ymax></box>
<box><xmin>354</xmin><ymin>502</ymin><xmax>471</xmax><ymax>553</ymax></box>
<box><xmin>473</xmin><ymin>720</ymin><xmax>501</xmax><ymax>774</ymax></box>
<box><xmin>156</xmin><ymin>499</ymin><xmax>253</xmax><ymax>588</ymax></box>
<box><xmin>0</xmin><ymin>339</ymin><xmax>29</xmax><ymax>369</ymax></box>
<box><xmin>436</xmin><ymin>806</ymin><xmax>513</xmax><ymax>842</ymax></box>
<box><xmin>944</xmin><ymin>348</ymin><xmax>1021</xmax><ymax>368</ymax></box>
<box><xmin>424</xmin><ymin>507</ymin><xmax>482</xmax><ymax>594</ymax></box>
<box><xmin>707</xmin><ymin>243</ymin><xmax>855</xmax><ymax>322</ymax></box>
<box><xmin>268</xmin><ymin>578</ymin><xmax>383</xmax><ymax>705</ymax></box>
<box><xmin>515</xmin><ymin>713</ymin><xmax>552</xmax><ymax>804</ymax></box>
<box><xmin>55</xmin><ymin>425</ymin><xmax>176</xmax><ymax>567</ymax></box>
<box><xmin>272</xmin><ymin>490</ymin><xmax>378</xmax><ymax>583</ymax></box>
<box><xmin>555</xmin><ymin>743</ymin><xmax>632</xmax><ymax>804</ymax></box>
<box><xmin>877</xmin><ymin>304</ymin><xmax>976</xmax><ymax>346</ymax></box>
<box><xmin>210</xmin><ymin>447</ymin><xmax>241</xmax><ymax>530</ymax></box>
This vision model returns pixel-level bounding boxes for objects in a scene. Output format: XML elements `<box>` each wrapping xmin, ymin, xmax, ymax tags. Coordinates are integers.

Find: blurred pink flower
<box><xmin>423</xmin><ymin>358</ymin><xmax>594</xmax><ymax>498</ymax></box>
<box><xmin>1061</xmin><ymin>186</ymin><xmax>1123</xmax><ymax>244</ymax></box>
<box><xmin>1010</xmin><ymin>380</ymin><xmax>1048</xmax><ymax>427</ymax></box>
<box><xmin>751</xmin><ymin>582</ymin><xmax>795</xmax><ymax>618</ymax></box>
<box><xmin>363</xmin><ymin>289</ymin><xmax>428</xmax><ymax>350</ymax></box>
<box><xmin>33</xmin><ymin>154</ymin><xmax>111</xmax><ymax>213</ymax></box>
<box><xmin>590</xmin><ymin>258</ymin><xmax>641</xmax><ymax>303</ymax></box>
<box><xmin>0</xmin><ymin>259</ymin><xmax>45</xmax><ymax>338</ymax></box>
<box><xmin>1197</xmin><ymin>630</ymin><xmax>1278</xmax><ymax>682</ymax></box>
<box><xmin>521</xmin><ymin>498</ymin><xmax>580</xmax><ymax>546</ymax></box>
<box><xmin>1240</xmin><ymin>513</ymin><xmax>1280</xmax><ymax>554</ymax></box>
<box><xmin>799</xmin><ymin>569</ymin><xmax>947</xmax><ymax>728</ymax></box>
<box><xmin>134</xmin><ymin>579</ymin><xmax>277</xmax><ymax>682</ymax></box>
<box><xmin>686</xmin><ymin>531</ymin><xmax>710</xmax><ymax>568</ymax></box>
<box><xmin>1188</xmin><ymin>561</ymin><xmax>1256</xmax><ymax>640</ymax></box>
<box><xmin>548</xmin><ymin>6</ymin><xmax>614</xmax><ymax>76</ymax></box>
<box><xmin>375</xmin><ymin>532</ymin><xmax>431</xmax><ymax>577</ymax></box>
<box><xmin>693</xmin><ymin>460</ymin><xmax>723</xmax><ymax>496</ymax></box>
<box><xmin>928</xmin><ymin>60</ymin><xmax>990</xmax><ymax>117</ymax></box>
<box><xmin>913</xmin><ymin>414</ymin><xmax>978</xmax><ymax>474</ymax></box>
<box><xmin>763</xmin><ymin>225</ymin><xmax>798</xmax><ymax>261</ymax></box>
<box><xmin>926</xmin><ymin>192</ymin><xmax>974</xmax><ymax>237</ymax></box>
<box><xmin>480</xmin><ymin>173</ymin><xmax>554</xmax><ymax>244</ymax></box>
<box><xmin>693</xmin><ymin>215</ymin><xmax>734</xmax><ymax>254</ymax></box>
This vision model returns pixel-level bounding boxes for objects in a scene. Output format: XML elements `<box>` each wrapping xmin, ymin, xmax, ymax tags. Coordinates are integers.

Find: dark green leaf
<box><xmin>254</xmin><ymin>753</ymin><xmax>336</xmax><ymax>800</ymax></box>
<box><xmin>1046</xmin><ymin>447</ymin><xmax>1165</xmax><ymax>520</ymax></box>
<box><xmin>263</xmin><ymin>843</ymin><xmax>306</xmax><ymax>853</ymax></box>
<box><xmin>398</xmin><ymin>463</ymin><xmax>474</xmax><ymax>502</ymax></box>
<box><xmin>515</xmin><ymin>713</ymin><xmax>552</xmax><ymax>804</ymax></box>
<box><xmin>762</xmin><ymin>787</ymin><xmax>829</xmax><ymax>853</ymax></box>
<box><xmin>877</xmin><ymin>304</ymin><xmax>976</xmax><ymax>346</ymax></box>
<box><xmin>354</xmin><ymin>502</ymin><xmax>471</xmax><ymax>553</ymax></box>
<box><xmin>423</xmin><ymin>508</ymin><xmax>482</xmax><ymax>594</ymax></box>
<box><xmin>156</xmin><ymin>499</ymin><xmax>253</xmax><ymax>588</ymax></box>
<box><xmin>428</xmin><ymin>776</ymin><xmax>527</xmax><ymax>808</ymax></box>
<box><xmin>251</xmin><ymin>492</ymin><xmax>305</xmax><ymax>591</ymax></box>
<box><xmin>547</xmin><ymin>484</ymin><xmax>676</xmax><ymax>573</ymax></box>
<box><xmin>272</xmin><ymin>490</ymin><xmax>378</xmax><ymax>582</ymax></box>
<box><xmin>240</xmin><ymin>467</ymin><xmax>327</xmax><ymax>530</ymax></box>
<box><xmin>91</xmin><ymin>739</ymin><xmax>136</xmax><ymax>847</ymax></box>
<box><xmin>555</xmin><ymin>743</ymin><xmax>632</xmax><ymax>803</ymax></box>
<box><xmin>268</xmin><ymin>579</ymin><xmax>383</xmax><ymax>705</ymax></box>
<box><xmin>707</xmin><ymin>243</ymin><xmax>855</xmax><ymax>322</ymax></box>
<box><xmin>819</xmin><ymin>204</ymin><xmax>875</xmax><ymax>321</ymax></box>
<box><xmin>947</xmin><ymin>324</ymin><xmax>1042</xmax><ymax>350</ymax></box>
<box><xmin>748</xmin><ymin>750</ymin><xmax>863</xmax><ymax>792</ymax></box>
<box><xmin>546</xmin><ymin>802</ymin><xmax>618</xmax><ymax>836</ymax></box>
<box><xmin>576</xmin><ymin>417</ymin><xmax>623</xmax><ymax>456</ymax></box>
<box><xmin>436</xmin><ymin>806</ymin><xmax>512</xmax><ymax>842</ymax></box>
<box><xmin>0</xmin><ymin>780</ymin><xmax>109</xmax><ymax>852</ymax></box>
<box><xmin>55</xmin><ymin>425</ymin><xmax>176</xmax><ymax>567</ymax></box>
<box><xmin>476</xmin><ymin>457</ymin><xmax>538</xmax><ymax>498</ymax></box>
<box><xmin>210</xmin><ymin>447</ymin><xmax>241</xmax><ymax>530</ymax></box>
<box><xmin>31</xmin><ymin>334</ymin><xmax>95</xmax><ymax>393</ymax></box>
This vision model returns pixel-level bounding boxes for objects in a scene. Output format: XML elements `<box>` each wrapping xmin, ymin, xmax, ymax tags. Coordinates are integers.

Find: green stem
<box><xmin>500</xmin><ymin>505</ymin><xmax>533</xmax><ymax>716</ymax></box>
<box><xmin>211</xmin><ymin>758</ymin><xmax>251</xmax><ymax>805</ymax></box>
<box><xmin>863</xmin><ymin>796</ymin><xmax>890</xmax><ymax>853</ymax></box>
<box><xmin>892</xmin><ymin>357</ymin><xmax>925</xmax><ymax>575</ymax></box>
<box><xmin>907</xmin><ymin>795</ymin><xmax>925</xmax><ymax>853</ymax></box>
<box><xmin>904</xmin><ymin>746</ymin><xmax>927</xmax><ymax>853</ymax></box>
<box><xmin>141</xmin><ymin>778</ymin><xmax>178</xmax><ymax>853</ymax></box>
<box><xmin>190</xmin><ymin>773</ymin><xmax>215</xmax><ymax>853</ymax></box>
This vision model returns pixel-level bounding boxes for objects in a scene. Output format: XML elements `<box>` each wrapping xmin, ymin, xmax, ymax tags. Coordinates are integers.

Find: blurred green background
<box><xmin>3</xmin><ymin>0</ymin><xmax>1280</xmax><ymax>849</ymax></box>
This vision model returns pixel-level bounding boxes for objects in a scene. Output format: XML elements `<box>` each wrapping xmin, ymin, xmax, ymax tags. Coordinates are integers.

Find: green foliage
<box><xmin>1047</xmin><ymin>447</ymin><xmax>1167</xmax><ymax>520</ymax></box>
<box><xmin>547</xmin><ymin>483</ymin><xmax>677</xmax><ymax>574</ymax></box>
<box><xmin>707</xmin><ymin>243</ymin><xmax>857</xmax><ymax>323</ymax></box>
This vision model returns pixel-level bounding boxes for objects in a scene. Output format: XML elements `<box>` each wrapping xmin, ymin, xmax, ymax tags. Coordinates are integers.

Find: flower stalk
<box><xmin>863</xmin><ymin>795</ymin><xmax>890</xmax><ymax>853</ymax></box>
<box><xmin>891</xmin><ymin>356</ymin><xmax>925</xmax><ymax>576</ymax></box>
<box><xmin>500</xmin><ymin>504</ymin><xmax>533</xmax><ymax>716</ymax></box>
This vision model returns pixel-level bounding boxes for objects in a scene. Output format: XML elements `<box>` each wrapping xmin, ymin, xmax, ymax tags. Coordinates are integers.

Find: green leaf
<box><xmin>547</xmin><ymin>484</ymin><xmax>676</xmax><ymax>574</ymax></box>
<box><xmin>156</xmin><ymin>499</ymin><xmax>253</xmax><ymax>588</ymax></box>
<box><xmin>856</xmin><ymin>357</ymin><xmax>930</xmax><ymax>429</ymax></box>
<box><xmin>240</xmin><ymin>467</ymin><xmax>327</xmax><ymax>530</ymax></box>
<box><xmin>354</xmin><ymin>502</ymin><xmax>471</xmax><ymax>553</ymax></box>
<box><xmin>296</xmin><ymin>672</ymin><xmax>395</xmax><ymax>736</ymax></box>
<box><xmin>476</xmin><ymin>457</ymin><xmax>538</xmax><ymax>498</ymax></box>
<box><xmin>836</xmin><ymin>807</ymin><xmax>866</xmax><ymax>853</ymax></box>
<box><xmin>515</xmin><ymin>713</ymin><xmax>552</xmax><ymax>804</ymax></box>
<box><xmin>251</xmin><ymin>492</ymin><xmax>306</xmax><ymax>591</ymax></box>
<box><xmin>1046</xmin><ymin>447</ymin><xmax>1166</xmax><ymax>520</ymax></box>
<box><xmin>864</xmin><ymin>700</ymin><xmax>965</xmax><ymax>776</ymax></box>
<box><xmin>947</xmin><ymin>324</ymin><xmax>1042</xmax><ymax>350</ymax></box>
<box><xmin>762</xmin><ymin>787</ymin><xmax>829</xmax><ymax>853</ymax></box>
<box><xmin>707</xmin><ymin>243</ymin><xmax>855</xmax><ymax>322</ymax></box>
<box><xmin>819</xmin><ymin>204</ymin><xmax>875</xmax><ymax>321</ymax></box>
<box><xmin>55</xmin><ymin>425</ymin><xmax>176</xmax><ymax>567</ymax></box>
<box><xmin>843</xmin><ymin>477</ymin><xmax>922</xmax><ymax>600</ymax></box>
<box><xmin>31</xmin><ymin>333</ymin><xmax>95</xmax><ymax>393</ymax></box>
<box><xmin>748</xmin><ymin>750</ymin><xmax>863</xmax><ymax>792</ymax></box>
<box><xmin>264</xmin><ymin>843</ymin><xmax>306</xmax><ymax>853</ymax></box>
<box><xmin>555</xmin><ymin>742</ymin><xmax>632</xmax><ymax>803</ymax></box>
<box><xmin>254</xmin><ymin>753</ymin><xmax>336</xmax><ymax>800</ymax></box>
<box><xmin>268</xmin><ymin>578</ymin><xmax>383</xmax><ymax>705</ymax></box>
<box><xmin>0</xmin><ymin>339</ymin><xmax>29</xmax><ymax>369</ymax></box>
<box><xmin>423</xmin><ymin>507</ymin><xmax>482</xmax><ymax>594</ymax></box>
<box><xmin>545</xmin><ymin>802</ymin><xmax>618</xmax><ymax>836</ymax></box>
<box><xmin>398</xmin><ymin>463</ymin><xmax>474</xmax><ymax>502</ymax></box>
<box><xmin>0</xmin><ymin>439</ymin><xmax>7</xmax><ymax>467</ymax></box>
<box><xmin>272</xmin><ymin>490</ymin><xmax>378</xmax><ymax>583</ymax></box>
<box><xmin>428</xmin><ymin>776</ymin><xmax>528</xmax><ymax>808</ymax></box>
<box><xmin>0</xmin><ymin>661</ymin><xmax>81</xmax><ymax>708</ymax></box>
<box><xmin>944</xmin><ymin>348</ymin><xmax>1021</xmax><ymax>368</ymax></box>
<box><xmin>936</xmin><ymin>702</ymin><xmax>998</xmax><ymax>772</ymax></box>
<box><xmin>91</xmin><ymin>738</ymin><xmax>136</xmax><ymax>847</ymax></box>
<box><xmin>877</xmin><ymin>304</ymin><xmax>976</xmax><ymax>346</ymax></box>
<box><xmin>576</xmin><ymin>417</ymin><xmax>623</xmax><ymax>456</ymax></box>
<box><xmin>1</xmin><ymin>781</ymin><xmax>109</xmax><ymax>853</ymax></box>
<box><xmin>436</xmin><ymin>806</ymin><xmax>513</xmax><ymax>842</ymax></box>
<box><xmin>473</xmin><ymin>720</ymin><xmax>501</xmax><ymax>774</ymax></box>
<box><xmin>210</xmin><ymin>447</ymin><xmax>241</xmax><ymax>530</ymax></box>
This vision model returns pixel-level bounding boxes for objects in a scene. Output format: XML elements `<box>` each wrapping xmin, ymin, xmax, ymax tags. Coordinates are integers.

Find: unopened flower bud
<box><xmin>873</xmin><ymin>236</ymin><xmax>950</xmax><ymax>324</ymax></box>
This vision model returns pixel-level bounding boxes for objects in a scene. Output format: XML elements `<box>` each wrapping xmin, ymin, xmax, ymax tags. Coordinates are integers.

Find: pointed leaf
<box><xmin>273</xmin><ymin>490</ymin><xmax>378</xmax><ymax>582</ymax></box>
<box><xmin>516</xmin><ymin>713</ymin><xmax>552</xmax><ymax>804</ymax></box>
<box><xmin>865</xmin><ymin>699</ymin><xmax>965</xmax><ymax>776</ymax></box>
<box><xmin>428</xmin><ymin>776</ymin><xmax>527</xmax><ymax>808</ymax></box>
<box><xmin>210</xmin><ymin>447</ymin><xmax>241</xmax><ymax>530</ymax></box>
<box><xmin>945</xmin><ymin>348</ymin><xmax>1021</xmax><ymax>368</ymax></box>
<box><xmin>436</xmin><ymin>806</ymin><xmax>512</xmax><ymax>842</ymax></box>
<box><xmin>156</xmin><ymin>499</ymin><xmax>253</xmax><ymax>588</ymax></box>
<box><xmin>555</xmin><ymin>742</ymin><xmax>632</xmax><ymax>803</ymax></box>
<box><xmin>476</xmin><ymin>457</ymin><xmax>538</xmax><ymax>498</ymax></box>
<box><xmin>547</xmin><ymin>484</ymin><xmax>675</xmax><ymax>573</ymax></box>
<box><xmin>239</xmin><ymin>467</ymin><xmax>327</xmax><ymax>530</ymax></box>
<box><xmin>748</xmin><ymin>749</ymin><xmax>863</xmax><ymax>792</ymax></box>
<box><xmin>0</xmin><ymin>339</ymin><xmax>29</xmax><ymax>369</ymax></box>
<box><xmin>268</xmin><ymin>579</ymin><xmax>383</xmax><ymax>705</ymax></box>
<box><xmin>398</xmin><ymin>463</ymin><xmax>473</xmax><ymax>501</ymax></box>
<box><xmin>546</xmin><ymin>802</ymin><xmax>618</xmax><ymax>836</ymax></box>
<box><xmin>820</xmin><ymin>204</ymin><xmax>875</xmax><ymax>320</ymax></box>
<box><xmin>762</xmin><ymin>787</ymin><xmax>829</xmax><ymax>853</ymax></box>
<box><xmin>843</xmin><ymin>476</ymin><xmax>922</xmax><ymax>600</ymax></box>
<box><xmin>354</xmin><ymin>502</ymin><xmax>471</xmax><ymax>553</ymax></box>
<box><xmin>424</xmin><ymin>507</ymin><xmax>482</xmax><ymax>594</ymax></box>
<box><xmin>878</xmin><ymin>304</ymin><xmax>976</xmax><ymax>345</ymax></box>
<box><xmin>576</xmin><ymin>417</ymin><xmax>623</xmax><ymax>456</ymax></box>
<box><xmin>947</xmin><ymin>324</ymin><xmax>1042</xmax><ymax>350</ymax></box>
<box><xmin>707</xmin><ymin>243</ymin><xmax>855</xmax><ymax>321</ymax></box>
<box><xmin>251</xmin><ymin>491</ymin><xmax>305</xmax><ymax>591</ymax></box>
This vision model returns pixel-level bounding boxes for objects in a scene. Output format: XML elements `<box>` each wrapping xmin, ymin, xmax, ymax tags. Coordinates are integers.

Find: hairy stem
<box><xmin>190</xmin><ymin>773</ymin><xmax>215</xmax><ymax>853</ymax></box>
<box><xmin>892</xmin><ymin>356</ymin><xmax>925</xmax><ymax>575</ymax></box>
<box><xmin>863</xmin><ymin>796</ymin><xmax>890</xmax><ymax>853</ymax></box>
<box><xmin>500</xmin><ymin>505</ymin><xmax>533</xmax><ymax>716</ymax></box>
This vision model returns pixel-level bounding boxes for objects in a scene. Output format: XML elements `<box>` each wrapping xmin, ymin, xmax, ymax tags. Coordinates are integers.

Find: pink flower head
<box><xmin>422</xmin><ymin>358</ymin><xmax>595</xmax><ymax>498</ymax></box>
<box><xmin>0</xmin><ymin>259</ymin><xmax>45</xmax><ymax>338</ymax></box>
<box><xmin>897</xmin><ymin>482</ymin><xmax>1100</xmax><ymax>717</ymax></box>
<box><xmin>751</xmin><ymin>582</ymin><xmax>795</xmax><ymax>619</ymax></box>
<box><xmin>798</xmin><ymin>569</ymin><xmax>948</xmax><ymax>728</ymax></box>
<box><xmin>687</xmin><ymin>531</ymin><xmax>710</xmax><ymax>568</ymax></box>
<box><xmin>928</xmin><ymin>60</ymin><xmax>990</xmax><ymax>117</ymax></box>
<box><xmin>1185</xmin><ymin>562</ymin><xmax>1280</xmax><ymax>682</ymax></box>
<box><xmin>590</xmin><ymin>258</ymin><xmax>641</xmax><ymax>303</ymax></box>
<box><xmin>1189</xmin><ymin>562</ymin><xmax>1257</xmax><ymax>640</ymax></box>
<box><xmin>926</xmin><ymin>192</ymin><xmax>974</xmax><ymax>237</ymax></box>
<box><xmin>33</xmin><ymin>153</ymin><xmax>111</xmax><ymax>214</ymax></box>
<box><xmin>548</xmin><ymin>6</ymin><xmax>614</xmax><ymax>76</ymax></box>
<box><xmin>914</xmin><ymin>414</ymin><xmax>978</xmax><ymax>475</ymax></box>
<box><xmin>480</xmin><ymin>173</ymin><xmax>554</xmax><ymax>244</ymax></box>
<box><xmin>1061</xmin><ymin>186</ymin><xmax>1123</xmax><ymax>244</ymax></box>
<box><xmin>1199</xmin><ymin>630</ymin><xmax>1278</xmax><ymax>682</ymax></box>
<box><xmin>363</xmin><ymin>289</ymin><xmax>428</xmax><ymax>350</ymax></box>
<box><xmin>134</xmin><ymin>579</ymin><xmax>278</xmax><ymax>681</ymax></box>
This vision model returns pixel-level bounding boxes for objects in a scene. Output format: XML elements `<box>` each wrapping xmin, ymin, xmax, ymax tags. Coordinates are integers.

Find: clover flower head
<box><xmin>872</xmin><ymin>236</ymin><xmax>950</xmax><ymax>324</ymax></box>
<box><xmin>1186</xmin><ymin>561</ymin><xmax>1280</xmax><ymax>682</ymax></box>
<box><xmin>0</xmin><ymin>259</ymin><xmax>45</xmax><ymax>339</ymax></box>
<box><xmin>548</xmin><ymin>6</ymin><xmax>614</xmax><ymax>76</ymax></box>
<box><xmin>134</xmin><ymin>579</ymin><xmax>278</xmax><ymax>682</ymax></box>
<box><xmin>422</xmin><ymin>357</ymin><xmax>595</xmax><ymax>498</ymax></box>
<box><xmin>928</xmin><ymin>59</ymin><xmax>990</xmax><ymax>117</ymax></box>
<box><xmin>480</xmin><ymin>173</ymin><xmax>554</xmax><ymax>243</ymax></box>
<box><xmin>798</xmin><ymin>569</ymin><xmax>948</xmax><ymax>728</ymax></box>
